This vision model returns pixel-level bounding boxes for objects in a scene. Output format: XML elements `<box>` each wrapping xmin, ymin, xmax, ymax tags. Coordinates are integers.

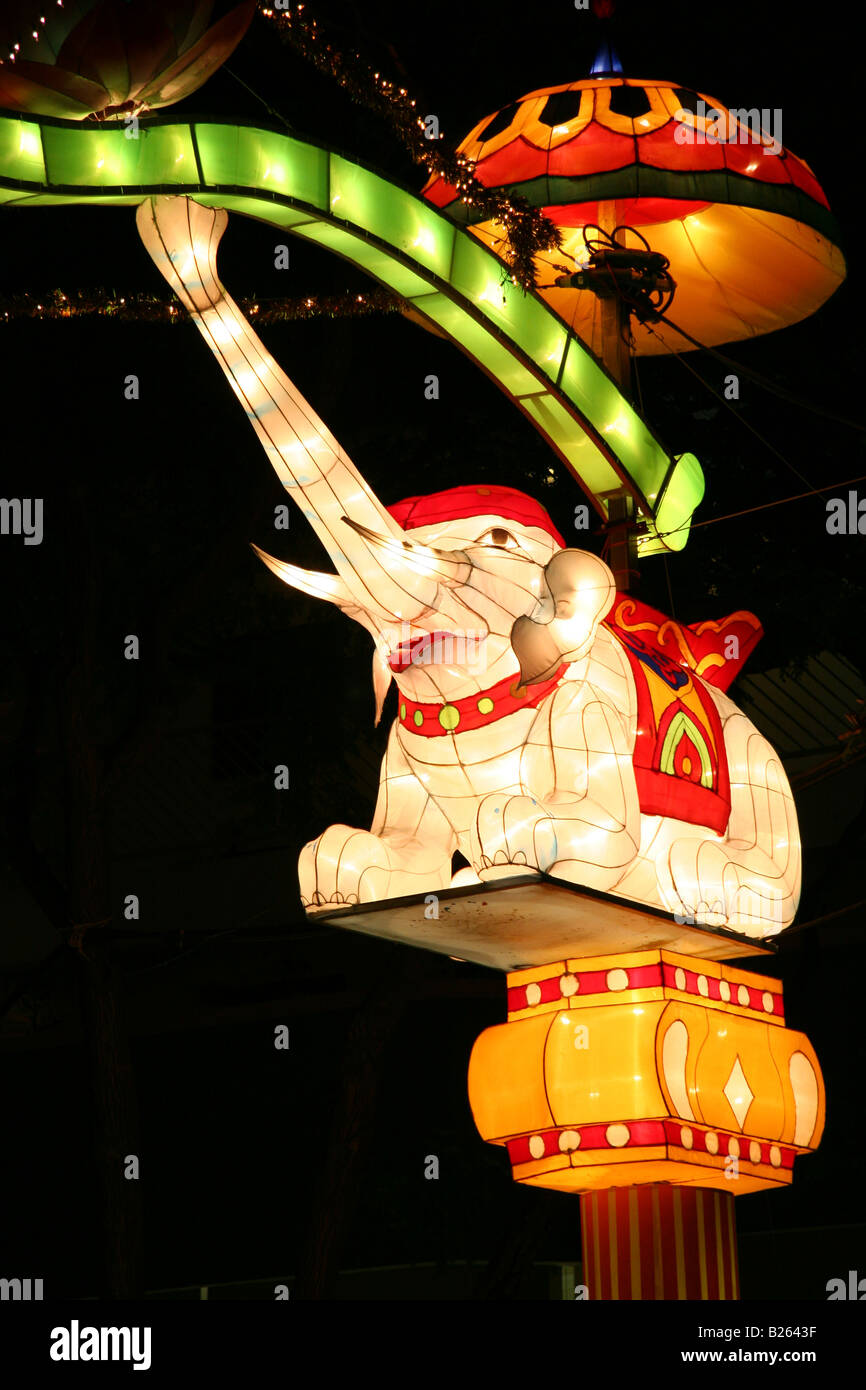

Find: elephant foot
<box><xmin>299</xmin><ymin>823</ymin><xmax>392</xmax><ymax>912</ymax></box>
<box><xmin>672</xmin><ymin>898</ymin><xmax>729</xmax><ymax>929</ymax></box>
<box><xmin>301</xmin><ymin>890</ymin><xmax>360</xmax><ymax>913</ymax></box>
<box><xmin>664</xmin><ymin>836</ymin><xmax>793</xmax><ymax>935</ymax></box>
<box><xmin>477</xmin><ymin>855</ymin><xmax>538</xmax><ymax>883</ymax></box>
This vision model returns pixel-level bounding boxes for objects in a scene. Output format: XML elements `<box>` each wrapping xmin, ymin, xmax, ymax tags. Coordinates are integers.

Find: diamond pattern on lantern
<box><xmin>471</xmin><ymin>956</ymin><xmax>824</xmax><ymax>1195</ymax></box>
<box><xmin>723</xmin><ymin>1056</ymin><xmax>754</xmax><ymax>1131</ymax></box>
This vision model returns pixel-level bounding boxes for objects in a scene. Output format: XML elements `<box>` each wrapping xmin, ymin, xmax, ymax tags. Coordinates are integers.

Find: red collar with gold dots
<box><xmin>397</xmin><ymin>664</ymin><xmax>569</xmax><ymax>737</ymax></box>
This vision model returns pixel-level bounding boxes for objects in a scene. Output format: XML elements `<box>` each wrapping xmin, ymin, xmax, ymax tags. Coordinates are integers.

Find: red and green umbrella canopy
<box><xmin>424</xmin><ymin>77</ymin><xmax>845</xmax><ymax>355</ymax></box>
<box><xmin>0</xmin><ymin>0</ymin><xmax>255</xmax><ymax>120</ymax></box>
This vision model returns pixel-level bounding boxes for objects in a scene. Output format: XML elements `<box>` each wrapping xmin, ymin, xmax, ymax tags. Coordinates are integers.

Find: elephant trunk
<box><xmin>135</xmin><ymin>195</ymin><xmax>435</xmax><ymax>623</ymax></box>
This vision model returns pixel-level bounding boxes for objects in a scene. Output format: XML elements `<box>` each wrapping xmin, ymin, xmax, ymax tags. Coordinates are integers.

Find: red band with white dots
<box><xmin>508</xmin><ymin>1119</ymin><xmax>794</xmax><ymax>1170</ymax></box>
<box><xmin>507</xmin><ymin>962</ymin><xmax>783</xmax><ymax>1021</ymax></box>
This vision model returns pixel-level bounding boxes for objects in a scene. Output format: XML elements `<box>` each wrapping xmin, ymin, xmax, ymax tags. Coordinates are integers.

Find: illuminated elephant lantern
<box><xmin>137</xmin><ymin>195</ymin><xmax>800</xmax><ymax>940</ymax></box>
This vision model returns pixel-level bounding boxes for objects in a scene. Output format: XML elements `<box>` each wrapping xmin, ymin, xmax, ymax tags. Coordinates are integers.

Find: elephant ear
<box><xmin>511</xmin><ymin>549</ymin><xmax>616</xmax><ymax>685</ymax></box>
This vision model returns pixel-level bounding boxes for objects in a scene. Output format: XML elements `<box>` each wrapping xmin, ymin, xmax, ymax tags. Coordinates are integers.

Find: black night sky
<box><xmin>0</xmin><ymin>0</ymin><xmax>864</xmax><ymax>1306</ymax></box>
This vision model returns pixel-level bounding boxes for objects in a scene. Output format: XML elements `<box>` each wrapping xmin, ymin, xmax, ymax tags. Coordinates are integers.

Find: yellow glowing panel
<box><xmin>468</xmin><ymin>957</ymin><xmax>824</xmax><ymax>1195</ymax></box>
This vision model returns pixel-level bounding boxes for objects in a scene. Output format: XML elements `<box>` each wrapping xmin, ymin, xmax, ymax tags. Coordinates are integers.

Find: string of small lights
<box><xmin>257</xmin><ymin>2</ymin><xmax>562</xmax><ymax>291</ymax></box>
<box><xmin>0</xmin><ymin>287</ymin><xmax>403</xmax><ymax>323</ymax></box>
<box><xmin>0</xmin><ymin>1</ymin><xmax>63</xmax><ymax>68</ymax></box>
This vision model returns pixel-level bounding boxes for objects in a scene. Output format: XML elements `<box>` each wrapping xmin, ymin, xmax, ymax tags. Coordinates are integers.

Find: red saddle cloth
<box><xmin>602</xmin><ymin>595</ymin><xmax>763</xmax><ymax>835</ymax></box>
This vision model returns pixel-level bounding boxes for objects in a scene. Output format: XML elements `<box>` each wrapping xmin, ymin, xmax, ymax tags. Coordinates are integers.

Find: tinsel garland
<box><xmin>0</xmin><ymin>287</ymin><xmax>403</xmax><ymax>323</ymax></box>
<box><xmin>258</xmin><ymin>2</ymin><xmax>562</xmax><ymax>291</ymax></box>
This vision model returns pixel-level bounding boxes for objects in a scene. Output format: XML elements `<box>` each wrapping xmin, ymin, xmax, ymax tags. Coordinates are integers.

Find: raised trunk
<box><xmin>136</xmin><ymin>195</ymin><xmax>433</xmax><ymax>623</ymax></box>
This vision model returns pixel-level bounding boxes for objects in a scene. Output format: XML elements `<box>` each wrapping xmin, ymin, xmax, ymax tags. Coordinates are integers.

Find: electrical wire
<box><xmin>581</xmin><ymin>224</ymin><xmax>677</xmax><ymax>321</ymax></box>
<box><xmin>652</xmin><ymin>472</ymin><xmax>866</xmax><ymax>542</ymax></box>
<box><xmin>785</xmin><ymin>897</ymin><xmax>866</xmax><ymax>933</ymax></box>
<box><xmin>641</xmin><ymin>318</ymin><xmax>827</xmax><ymax>498</ymax></box>
<box><xmin>223</xmin><ymin>64</ymin><xmax>295</xmax><ymax>133</ymax></box>
<box><xmin>581</xmin><ymin>231</ymin><xmax>822</xmax><ymax>499</ymax></box>
<box><xmin>576</xmin><ymin>221</ymin><xmax>858</xmax><ymax>517</ymax></box>
<box><xmin>652</xmin><ymin>313</ymin><xmax>866</xmax><ymax>434</ymax></box>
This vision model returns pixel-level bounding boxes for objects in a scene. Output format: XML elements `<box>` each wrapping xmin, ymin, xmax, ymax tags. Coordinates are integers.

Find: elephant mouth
<box><xmin>388</xmin><ymin>630</ymin><xmax>478</xmax><ymax>672</ymax></box>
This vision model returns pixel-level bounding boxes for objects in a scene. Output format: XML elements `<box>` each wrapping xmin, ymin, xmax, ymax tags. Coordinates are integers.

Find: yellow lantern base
<box><xmin>469</xmin><ymin>948</ymin><xmax>824</xmax><ymax>1196</ymax></box>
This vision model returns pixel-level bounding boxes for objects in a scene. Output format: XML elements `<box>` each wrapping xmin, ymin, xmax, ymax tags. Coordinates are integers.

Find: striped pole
<box><xmin>580</xmin><ymin>1185</ymin><xmax>740</xmax><ymax>1300</ymax></box>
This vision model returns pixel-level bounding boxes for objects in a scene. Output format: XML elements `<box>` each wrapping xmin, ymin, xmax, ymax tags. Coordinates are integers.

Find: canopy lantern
<box><xmin>423</xmin><ymin>76</ymin><xmax>846</xmax><ymax>358</ymax></box>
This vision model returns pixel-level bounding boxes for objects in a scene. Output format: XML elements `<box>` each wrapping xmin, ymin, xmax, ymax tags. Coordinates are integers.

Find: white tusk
<box><xmin>251</xmin><ymin>544</ymin><xmax>356</xmax><ymax>608</ymax></box>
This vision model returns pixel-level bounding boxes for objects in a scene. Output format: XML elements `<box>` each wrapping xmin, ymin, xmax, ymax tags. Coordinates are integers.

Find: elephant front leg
<box><xmin>300</xmin><ymin>823</ymin><xmax>453</xmax><ymax>910</ymax></box>
<box><xmin>469</xmin><ymin>686</ymin><xmax>642</xmax><ymax>892</ymax></box>
<box><xmin>300</xmin><ymin>723</ymin><xmax>457</xmax><ymax>911</ymax></box>
<box><xmin>471</xmin><ymin>789</ymin><xmax>639</xmax><ymax>893</ymax></box>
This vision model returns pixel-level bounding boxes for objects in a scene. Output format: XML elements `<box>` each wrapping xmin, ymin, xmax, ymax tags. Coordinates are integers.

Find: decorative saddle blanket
<box><xmin>603</xmin><ymin>596</ymin><xmax>763</xmax><ymax>835</ymax></box>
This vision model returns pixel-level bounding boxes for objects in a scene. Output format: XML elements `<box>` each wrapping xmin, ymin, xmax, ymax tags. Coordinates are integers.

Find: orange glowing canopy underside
<box><xmin>424</xmin><ymin>78</ymin><xmax>846</xmax><ymax>354</ymax></box>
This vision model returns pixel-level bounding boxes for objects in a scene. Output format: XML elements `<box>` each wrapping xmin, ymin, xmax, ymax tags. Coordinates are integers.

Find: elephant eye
<box><xmin>478</xmin><ymin>526</ymin><xmax>520</xmax><ymax>550</ymax></box>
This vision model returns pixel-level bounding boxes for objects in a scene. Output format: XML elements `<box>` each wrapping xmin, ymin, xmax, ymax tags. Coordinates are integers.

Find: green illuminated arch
<box><xmin>0</xmin><ymin>110</ymin><xmax>704</xmax><ymax>553</ymax></box>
